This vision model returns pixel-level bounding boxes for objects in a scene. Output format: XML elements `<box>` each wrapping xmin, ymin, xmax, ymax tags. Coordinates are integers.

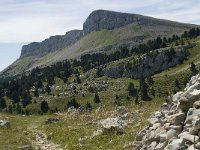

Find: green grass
<box><xmin>78</xmin><ymin>29</ymin><xmax>119</xmax><ymax>52</ymax></box>
<box><xmin>0</xmin><ymin>114</ymin><xmax>47</xmax><ymax>150</ymax></box>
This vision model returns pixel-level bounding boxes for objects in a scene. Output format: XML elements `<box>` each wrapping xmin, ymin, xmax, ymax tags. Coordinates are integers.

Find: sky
<box><xmin>0</xmin><ymin>0</ymin><xmax>200</xmax><ymax>71</ymax></box>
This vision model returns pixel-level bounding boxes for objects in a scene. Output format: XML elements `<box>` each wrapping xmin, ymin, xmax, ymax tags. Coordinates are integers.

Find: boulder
<box><xmin>99</xmin><ymin>117</ymin><xmax>127</xmax><ymax>134</ymax></box>
<box><xmin>185</xmin><ymin>108</ymin><xmax>200</xmax><ymax>124</ymax></box>
<box><xmin>136</xmin><ymin>127</ymin><xmax>149</xmax><ymax>141</ymax></box>
<box><xmin>147</xmin><ymin>141</ymin><xmax>157</xmax><ymax>150</ymax></box>
<box><xmin>155</xmin><ymin>141</ymin><xmax>167</xmax><ymax>150</ymax></box>
<box><xmin>117</xmin><ymin>106</ymin><xmax>128</xmax><ymax>115</ymax></box>
<box><xmin>166</xmin><ymin>129</ymin><xmax>178</xmax><ymax>140</ymax></box>
<box><xmin>148</xmin><ymin>118</ymin><xmax>160</xmax><ymax>126</ymax></box>
<box><xmin>148</xmin><ymin>111</ymin><xmax>164</xmax><ymax>126</ymax></box>
<box><xmin>178</xmin><ymin>97</ymin><xmax>191</xmax><ymax>111</ymax></box>
<box><xmin>0</xmin><ymin>120</ymin><xmax>10</xmax><ymax>128</ymax></box>
<box><xmin>195</xmin><ymin>142</ymin><xmax>200</xmax><ymax>149</ymax></box>
<box><xmin>167</xmin><ymin>113</ymin><xmax>185</xmax><ymax>125</ymax></box>
<box><xmin>193</xmin><ymin>100</ymin><xmax>200</xmax><ymax>108</ymax></box>
<box><xmin>188</xmin><ymin>144</ymin><xmax>198</xmax><ymax>150</ymax></box>
<box><xmin>170</xmin><ymin>125</ymin><xmax>182</xmax><ymax>132</ymax></box>
<box><xmin>192</xmin><ymin>118</ymin><xmax>200</xmax><ymax>130</ymax></box>
<box><xmin>167</xmin><ymin>139</ymin><xmax>185</xmax><ymax>150</ymax></box>
<box><xmin>179</xmin><ymin>132</ymin><xmax>199</xmax><ymax>144</ymax></box>
<box><xmin>172</xmin><ymin>92</ymin><xmax>183</xmax><ymax>102</ymax></box>
<box><xmin>133</xmin><ymin>141</ymin><xmax>143</xmax><ymax>150</ymax></box>
<box><xmin>160</xmin><ymin>103</ymin><xmax>170</xmax><ymax>114</ymax></box>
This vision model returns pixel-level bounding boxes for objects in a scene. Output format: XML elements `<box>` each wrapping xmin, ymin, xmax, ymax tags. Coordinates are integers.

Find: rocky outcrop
<box><xmin>0</xmin><ymin>120</ymin><xmax>10</xmax><ymax>128</ymax></box>
<box><xmin>21</xmin><ymin>30</ymin><xmax>84</xmax><ymax>57</ymax></box>
<box><xmin>102</xmin><ymin>43</ymin><xmax>195</xmax><ymax>79</ymax></box>
<box><xmin>83</xmin><ymin>9</ymin><xmax>192</xmax><ymax>34</ymax></box>
<box><xmin>134</xmin><ymin>74</ymin><xmax>200</xmax><ymax>150</ymax></box>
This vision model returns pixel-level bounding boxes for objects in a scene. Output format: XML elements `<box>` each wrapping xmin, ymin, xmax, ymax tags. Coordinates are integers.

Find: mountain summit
<box><xmin>0</xmin><ymin>9</ymin><xmax>197</xmax><ymax>78</ymax></box>
<box><xmin>83</xmin><ymin>9</ymin><xmax>192</xmax><ymax>34</ymax></box>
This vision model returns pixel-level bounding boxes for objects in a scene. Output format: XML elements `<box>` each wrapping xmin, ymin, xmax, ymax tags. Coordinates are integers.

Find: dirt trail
<box><xmin>27</xmin><ymin>121</ymin><xmax>63</xmax><ymax>150</ymax></box>
<box><xmin>32</xmin><ymin>129</ymin><xmax>63</xmax><ymax>150</ymax></box>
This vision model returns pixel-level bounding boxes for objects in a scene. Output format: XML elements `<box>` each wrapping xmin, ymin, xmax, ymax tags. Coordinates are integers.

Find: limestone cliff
<box><xmin>102</xmin><ymin>44</ymin><xmax>196</xmax><ymax>79</ymax></box>
<box><xmin>20</xmin><ymin>30</ymin><xmax>83</xmax><ymax>57</ymax></box>
<box><xmin>83</xmin><ymin>9</ymin><xmax>193</xmax><ymax>34</ymax></box>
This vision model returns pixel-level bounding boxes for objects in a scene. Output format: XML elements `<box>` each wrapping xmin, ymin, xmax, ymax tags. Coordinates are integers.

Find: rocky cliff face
<box><xmin>20</xmin><ymin>30</ymin><xmax>83</xmax><ymax>57</ymax></box>
<box><xmin>102</xmin><ymin>44</ymin><xmax>196</xmax><ymax>79</ymax></box>
<box><xmin>134</xmin><ymin>74</ymin><xmax>200</xmax><ymax>150</ymax></box>
<box><xmin>21</xmin><ymin>10</ymin><xmax>194</xmax><ymax>58</ymax></box>
<box><xmin>83</xmin><ymin>9</ymin><xmax>192</xmax><ymax>34</ymax></box>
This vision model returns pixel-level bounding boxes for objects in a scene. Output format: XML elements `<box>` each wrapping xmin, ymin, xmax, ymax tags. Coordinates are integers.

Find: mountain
<box><xmin>1</xmin><ymin>9</ymin><xmax>200</xmax><ymax>149</ymax></box>
<box><xmin>0</xmin><ymin>9</ymin><xmax>197</xmax><ymax>78</ymax></box>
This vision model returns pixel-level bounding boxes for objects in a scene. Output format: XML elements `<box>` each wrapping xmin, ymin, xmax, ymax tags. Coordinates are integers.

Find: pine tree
<box><xmin>34</xmin><ymin>88</ymin><xmax>39</xmax><ymax>97</ymax></box>
<box><xmin>16</xmin><ymin>103</ymin><xmax>22</xmax><ymax>114</ymax></box>
<box><xmin>46</xmin><ymin>84</ymin><xmax>51</xmax><ymax>95</ymax></box>
<box><xmin>128</xmin><ymin>82</ymin><xmax>137</xmax><ymax>97</ymax></box>
<box><xmin>21</xmin><ymin>92</ymin><xmax>32</xmax><ymax>108</ymax></box>
<box><xmin>86</xmin><ymin>102</ymin><xmax>92</xmax><ymax>110</ymax></box>
<box><xmin>190</xmin><ymin>62</ymin><xmax>198</xmax><ymax>76</ymax></box>
<box><xmin>93</xmin><ymin>93</ymin><xmax>100</xmax><ymax>103</ymax></box>
<box><xmin>40</xmin><ymin>101</ymin><xmax>49</xmax><ymax>113</ymax></box>
<box><xmin>139</xmin><ymin>77</ymin><xmax>149</xmax><ymax>100</ymax></box>
<box><xmin>0</xmin><ymin>97</ymin><xmax>7</xmax><ymax>109</ymax></box>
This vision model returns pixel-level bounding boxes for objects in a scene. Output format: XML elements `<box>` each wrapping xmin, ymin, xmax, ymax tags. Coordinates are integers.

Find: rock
<box><xmin>148</xmin><ymin>118</ymin><xmax>160</xmax><ymax>126</ymax></box>
<box><xmin>172</xmin><ymin>92</ymin><xmax>183</xmax><ymax>102</ymax></box>
<box><xmin>155</xmin><ymin>141</ymin><xmax>167</xmax><ymax>150</ymax></box>
<box><xmin>160</xmin><ymin>103</ymin><xmax>170</xmax><ymax>114</ymax></box>
<box><xmin>133</xmin><ymin>141</ymin><xmax>143</xmax><ymax>150</ymax></box>
<box><xmin>167</xmin><ymin>139</ymin><xmax>185</xmax><ymax>150</ymax></box>
<box><xmin>193</xmin><ymin>100</ymin><xmax>200</xmax><ymax>108</ymax></box>
<box><xmin>195</xmin><ymin>142</ymin><xmax>200</xmax><ymax>149</ymax></box>
<box><xmin>170</xmin><ymin>125</ymin><xmax>182</xmax><ymax>131</ymax></box>
<box><xmin>185</xmin><ymin>108</ymin><xmax>200</xmax><ymax>124</ymax></box>
<box><xmin>167</xmin><ymin>113</ymin><xmax>185</xmax><ymax>125</ymax></box>
<box><xmin>136</xmin><ymin>127</ymin><xmax>149</xmax><ymax>141</ymax></box>
<box><xmin>145</xmin><ymin>127</ymin><xmax>166</xmax><ymax>144</ymax></box>
<box><xmin>133</xmin><ymin>74</ymin><xmax>200</xmax><ymax>150</ymax></box>
<box><xmin>0</xmin><ymin>120</ymin><xmax>10</xmax><ymax>128</ymax></box>
<box><xmin>192</xmin><ymin>118</ymin><xmax>200</xmax><ymax>130</ymax></box>
<box><xmin>45</xmin><ymin>118</ymin><xmax>59</xmax><ymax>124</ymax></box>
<box><xmin>159</xmin><ymin>133</ymin><xmax>167</xmax><ymax>142</ymax></box>
<box><xmin>148</xmin><ymin>111</ymin><xmax>164</xmax><ymax>126</ymax></box>
<box><xmin>147</xmin><ymin>141</ymin><xmax>157</xmax><ymax>150</ymax></box>
<box><xmin>117</xmin><ymin>106</ymin><xmax>128</xmax><ymax>115</ymax></box>
<box><xmin>179</xmin><ymin>132</ymin><xmax>199</xmax><ymax>144</ymax></box>
<box><xmin>188</xmin><ymin>144</ymin><xmax>198</xmax><ymax>150</ymax></box>
<box><xmin>99</xmin><ymin>117</ymin><xmax>127</xmax><ymax>134</ymax></box>
<box><xmin>178</xmin><ymin>97</ymin><xmax>191</xmax><ymax>111</ymax></box>
<box><xmin>166</xmin><ymin>129</ymin><xmax>178</xmax><ymax>140</ymax></box>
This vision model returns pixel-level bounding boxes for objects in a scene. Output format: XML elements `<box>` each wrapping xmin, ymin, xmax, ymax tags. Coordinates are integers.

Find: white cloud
<box><xmin>0</xmin><ymin>0</ymin><xmax>200</xmax><ymax>43</ymax></box>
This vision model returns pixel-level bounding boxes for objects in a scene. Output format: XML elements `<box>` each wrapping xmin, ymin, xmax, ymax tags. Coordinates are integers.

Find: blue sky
<box><xmin>1</xmin><ymin>0</ymin><xmax>200</xmax><ymax>71</ymax></box>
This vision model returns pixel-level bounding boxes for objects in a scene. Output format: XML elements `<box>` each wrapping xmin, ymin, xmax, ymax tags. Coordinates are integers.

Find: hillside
<box><xmin>0</xmin><ymin>9</ymin><xmax>197</xmax><ymax>78</ymax></box>
<box><xmin>1</xmin><ymin>9</ymin><xmax>200</xmax><ymax>150</ymax></box>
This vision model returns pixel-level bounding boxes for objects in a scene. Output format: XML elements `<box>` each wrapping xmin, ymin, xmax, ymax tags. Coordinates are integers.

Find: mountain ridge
<box><xmin>20</xmin><ymin>9</ymin><xmax>196</xmax><ymax>58</ymax></box>
<box><xmin>1</xmin><ymin>9</ymin><xmax>198</xmax><ymax>78</ymax></box>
